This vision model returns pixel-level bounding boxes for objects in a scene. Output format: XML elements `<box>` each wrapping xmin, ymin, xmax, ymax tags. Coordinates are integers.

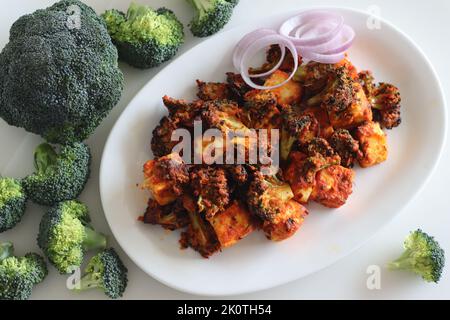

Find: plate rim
<box><xmin>99</xmin><ymin>6</ymin><xmax>448</xmax><ymax>296</ymax></box>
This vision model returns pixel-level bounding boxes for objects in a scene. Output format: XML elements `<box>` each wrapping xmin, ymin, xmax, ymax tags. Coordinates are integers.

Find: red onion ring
<box><xmin>279</xmin><ymin>10</ymin><xmax>344</xmax><ymax>46</ymax></box>
<box><xmin>239</xmin><ymin>34</ymin><xmax>298</xmax><ymax>90</ymax></box>
<box><xmin>297</xmin><ymin>24</ymin><xmax>355</xmax><ymax>55</ymax></box>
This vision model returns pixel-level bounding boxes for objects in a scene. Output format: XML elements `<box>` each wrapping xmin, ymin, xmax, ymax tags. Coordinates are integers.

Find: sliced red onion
<box><xmin>239</xmin><ymin>34</ymin><xmax>298</xmax><ymax>90</ymax></box>
<box><xmin>279</xmin><ymin>10</ymin><xmax>344</xmax><ymax>46</ymax></box>
<box><xmin>233</xmin><ymin>28</ymin><xmax>278</xmax><ymax>70</ymax></box>
<box><xmin>299</xmin><ymin>49</ymin><xmax>346</xmax><ymax>64</ymax></box>
<box><xmin>297</xmin><ymin>24</ymin><xmax>355</xmax><ymax>55</ymax></box>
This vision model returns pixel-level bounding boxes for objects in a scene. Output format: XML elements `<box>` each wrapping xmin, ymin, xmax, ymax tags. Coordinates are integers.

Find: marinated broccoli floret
<box><xmin>329</xmin><ymin>129</ymin><xmax>362</xmax><ymax>168</ymax></box>
<box><xmin>0</xmin><ymin>242</ymin><xmax>48</xmax><ymax>300</ymax></box>
<box><xmin>73</xmin><ymin>248</ymin><xmax>128</xmax><ymax>299</ymax></box>
<box><xmin>280</xmin><ymin>106</ymin><xmax>319</xmax><ymax>161</ymax></box>
<box><xmin>102</xmin><ymin>3</ymin><xmax>184</xmax><ymax>69</ymax></box>
<box><xmin>190</xmin><ymin>166</ymin><xmax>230</xmax><ymax>218</ymax></box>
<box><xmin>371</xmin><ymin>83</ymin><xmax>402</xmax><ymax>129</ymax></box>
<box><xmin>142</xmin><ymin>198</ymin><xmax>189</xmax><ymax>231</ymax></box>
<box><xmin>0</xmin><ymin>0</ymin><xmax>124</xmax><ymax>144</ymax></box>
<box><xmin>247</xmin><ymin>171</ymin><xmax>307</xmax><ymax>241</ymax></box>
<box><xmin>388</xmin><ymin>229</ymin><xmax>445</xmax><ymax>283</ymax></box>
<box><xmin>186</xmin><ymin>0</ymin><xmax>236</xmax><ymax>37</ymax></box>
<box><xmin>23</xmin><ymin>143</ymin><xmax>91</xmax><ymax>206</ymax></box>
<box><xmin>0</xmin><ymin>177</ymin><xmax>27</xmax><ymax>232</ymax></box>
<box><xmin>37</xmin><ymin>200</ymin><xmax>107</xmax><ymax>274</ymax></box>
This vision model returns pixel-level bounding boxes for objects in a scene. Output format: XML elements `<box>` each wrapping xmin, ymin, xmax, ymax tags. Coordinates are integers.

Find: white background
<box><xmin>0</xmin><ymin>0</ymin><xmax>449</xmax><ymax>299</ymax></box>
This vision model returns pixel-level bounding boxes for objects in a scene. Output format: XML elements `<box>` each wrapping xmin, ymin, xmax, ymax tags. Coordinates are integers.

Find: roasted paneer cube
<box><xmin>196</xmin><ymin>80</ymin><xmax>230</xmax><ymax>101</ymax></box>
<box><xmin>264</xmin><ymin>70</ymin><xmax>303</xmax><ymax>105</ymax></box>
<box><xmin>142</xmin><ymin>198</ymin><xmax>189</xmax><ymax>230</ymax></box>
<box><xmin>142</xmin><ymin>153</ymin><xmax>189</xmax><ymax>206</ymax></box>
<box><xmin>325</xmin><ymin>81</ymin><xmax>373</xmax><ymax>129</ymax></box>
<box><xmin>208</xmin><ymin>201</ymin><xmax>256</xmax><ymax>248</ymax></box>
<box><xmin>262</xmin><ymin>199</ymin><xmax>308</xmax><ymax>241</ymax></box>
<box><xmin>310</xmin><ymin>165</ymin><xmax>355</xmax><ymax>208</ymax></box>
<box><xmin>355</xmin><ymin>121</ymin><xmax>388</xmax><ymax>168</ymax></box>
<box><xmin>302</xmin><ymin>107</ymin><xmax>334</xmax><ymax>139</ymax></box>
<box><xmin>180</xmin><ymin>195</ymin><xmax>221</xmax><ymax>258</ymax></box>
<box><xmin>283</xmin><ymin>150</ymin><xmax>340</xmax><ymax>204</ymax></box>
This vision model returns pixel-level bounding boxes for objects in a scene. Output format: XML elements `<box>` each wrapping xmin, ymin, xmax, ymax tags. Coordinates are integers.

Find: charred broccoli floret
<box><xmin>247</xmin><ymin>171</ymin><xmax>307</xmax><ymax>241</ymax></box>
<box><xmin>102</xmin><ymin>3</ymin><xmax>184</xmax><ymax>69</ymax></box>
<box><xmin>142</xmin><ymin>198</ymin><xmax>189</xmax><ymax>230</ymax></box>
<box><xmin>329</xmin><ymin>129</ymin><xmax>362</xmax><ymax>168</ymax></box>
<box><xmin>358</xmin><ymin>71</ymin><xmax>401</xmax><ymax>129</ymax></box>
<box><xmin>0</xmin><ymin>242</ymin><xmax>48</xmax><ymax>300</ymax></box>
<box><xmin>371</xmin><ymin>83</ymin><xmax>402</xmax><ymax>129</ymax></box>
<box><xmin>186</xmin><ymin>0</ymin><xmax>236</xmax><ymax>37</ymax></box>
<box><xmin>280</xmin><ymin>106</ymin><xmax>319</xmax><ymax>161</ymax></box>
<box><xmin>38</xmin><ymin>200</ymin><xmax>107</xmax><ymax>274</ymax></box>
<box><xmin>23</xmin><ymin>143</ymin><xmax>91</xmax><ymax>206</ymax></box>
<box><xmin>0</xmin><ymin>0</ymin><xmax>123</xmax><ymax>144</ymax></box>
<box><xmin>388</xmin><ymin>229</ymin><xmax>445</xmax><ymax>283</ymax></box>
<box><xmin>190</xmin><ymin>166</ymin><xmax>230</xmax><ymax>218</ymax></box>
<box><xmin>0</xmin><ymin>177</ymin><xmax>27</xmax><ymax>232</ymax></box>
<box><xmin>180</xmin><ymin>195</ymin><xmax>221</xmax><ymax>258</ymax></box>
<box><xmin>73</xmin><ymin>248</ymin><xmax>128</xmax><ymax>299</ymax></box>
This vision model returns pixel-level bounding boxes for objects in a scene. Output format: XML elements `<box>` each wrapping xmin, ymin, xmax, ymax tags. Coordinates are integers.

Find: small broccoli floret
<box><xmin>388</xmin><ymin>229</ymin><xmax>445</xmax><ymax>283</ymax></box>
<box><xmin>38</xmin><ymin>200</ymin><xmax>107</xmax><ymax>274</ymax></box>
<box><xmin>0</xmin><ymin>242</ymin><xmax>48</xmax><ymax>300</ymax></box>
<box><xmin>102</xmin><ymin>3</ymin><xmax>184</xmax><ymax>69</ymax></box>
<box><xmin>280</xmin><ymin>106</ymin><xmax>319</xmax><ymax>161</ymax></box>
<box><xmin>0</xmin><ymin>0</ymin><xmax>124</xmax><ymax>144</ymax></box>
<box><xmin>73</xmin><ymin>248</ymin><xmax>128</xmax><ymax>299</ymax></box>
<box><xmin>371</xmin><ymin>83</ymin><xmax>402</xmax><ymax>129</ymax></box>
<box><xmin>190</xmin><ymin>166</ymin><xmax>230</xmax><ymax>218</ymax></box>
<box><xmin>23</xmin><ymin>143</ymin><xmax>91</xmax><ymax>206</ymax></box>
<box><xmin>0</xmin><ymin>177</ymin><xmax>27</xmax><ymax>232</ymax></box>
<box><xmin>186</xmin><ymin>0</ymin><xmax>235</xmax><ymax>37</ymax></box>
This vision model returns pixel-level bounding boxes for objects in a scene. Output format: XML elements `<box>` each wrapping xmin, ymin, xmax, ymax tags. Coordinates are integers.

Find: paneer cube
<box><xmin>264</xmin><ymin>70</ymin><xmax>303</xmax><ymax>105</ymax></box>
<box><xmin>355</xmin><ymin>121</ymin><xmax>388</xmax><ymax>168</ymax></box>
<box><xmin>262</xmin><ymin>200</ymin><xmax>308</xmax><ymax>241</ymax></box>
<box><xmin>142</xmin><ymin>153</ymin><xmax>189</xmax><ymax>206</ymax></box>
<box><xmin>327</xmin><ymin>82</ymin><xmax>373</xmax><ymax>129</ymax></box>
<box><xmin>208</xmin><ymin>201</ymin><xmax>256</xmax><ymax>248</ymax></box>
<box><xmin>311</xmin><ymin>165</ymin><xmax>355</xmax><ymax>208</ymax></box>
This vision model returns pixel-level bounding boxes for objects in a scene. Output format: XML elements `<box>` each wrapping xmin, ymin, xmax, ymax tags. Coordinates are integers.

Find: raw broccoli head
<box><xmin>102</xmin><ymin>3</ymin><xmax>184</xmax><ymax>69</ymax></box>
<box><xmin>73</xmin><ymin>248</ymin><xmax>128</xmax><ymax>299</ymax></box>
<box><xmin>0</xmin><ymin>242</ymin><xmax>48</xmax><ymax>300</ymax></box>
<box><xmin>0</xmin><ymin>0</ymin><xmax>124</xmax><ymax>144</ymax></box>
<box><xmin>23</xmin><ymin>142</ymin><xmax>91</xmax><ymax>206</ymax></box>
<box><xmin>37</xmin><ymin>200</ymin><xmax>107</xmax><ymax>274</ymax></box>
<box><xmin>186</xmin><ymin>0</ymin><xmax>235</xmax><ymax>37</ymax></box>
<box><xmin>0</xmin><ymin>177</ymin><xmax>27</xmax><ymax>232</ymax></box>
<box><xmin>388</xmin><ymin>229</ymin><xmax>445</xmax><ymax>283</ymax></box>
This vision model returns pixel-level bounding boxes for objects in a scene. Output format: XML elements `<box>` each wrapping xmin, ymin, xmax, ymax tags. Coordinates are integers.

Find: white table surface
<box><xmin>1</xmin><ymin>0</ymin><xmax>449</xmax><ymax>300</ymax></box>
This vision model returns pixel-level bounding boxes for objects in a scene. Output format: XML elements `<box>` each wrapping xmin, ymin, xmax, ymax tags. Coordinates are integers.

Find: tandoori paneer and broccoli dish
<box><xmin>140</xmin><ymin>46</ymin><xmax>402</xmax><ymax>258</ymax></box>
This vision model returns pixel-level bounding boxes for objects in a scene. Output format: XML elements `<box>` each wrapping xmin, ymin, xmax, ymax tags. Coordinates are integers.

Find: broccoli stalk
<box><xmin>23</xmin><ymin>142</ymin><xmax>91</xmax><ymax>206</ymax></box>
<box><xmin>388</xmin><ymin>229</ymin><xmax>445</xmax><ymax>283</ymax></box>
<box><xmin>73</xmin><ymin>248</ymin><xmax>128</xmax><ymax>299</ymax></box>
<box><xmin>38</xmin><ymin>200</ymin><xmax>107</xmax><ymax>274</ymax></box>
<box><xmin>0</xmin><ymin>241</ymin><xmax>48</xmax><ymax>300</ymax></box>
<box><xmin>186</xmin><ymin>0</ymin><xmax>236</xmax><ymax>37</ymax></box>
<box><xmin>102</xmin><ymin>3</ymin><xmax>184</xmax><ymax>69</ymax></box>
<box><xmin>0</xmin><ymin>177</ymin><xmax>27</xmax><ymax>232</ymax></box>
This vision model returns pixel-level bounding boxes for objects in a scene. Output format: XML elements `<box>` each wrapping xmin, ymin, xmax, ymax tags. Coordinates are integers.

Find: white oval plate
<box><xmin>100</xmin><ymin>8</ymin><xmax>447</xmax><ymax>296</ymax></box>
